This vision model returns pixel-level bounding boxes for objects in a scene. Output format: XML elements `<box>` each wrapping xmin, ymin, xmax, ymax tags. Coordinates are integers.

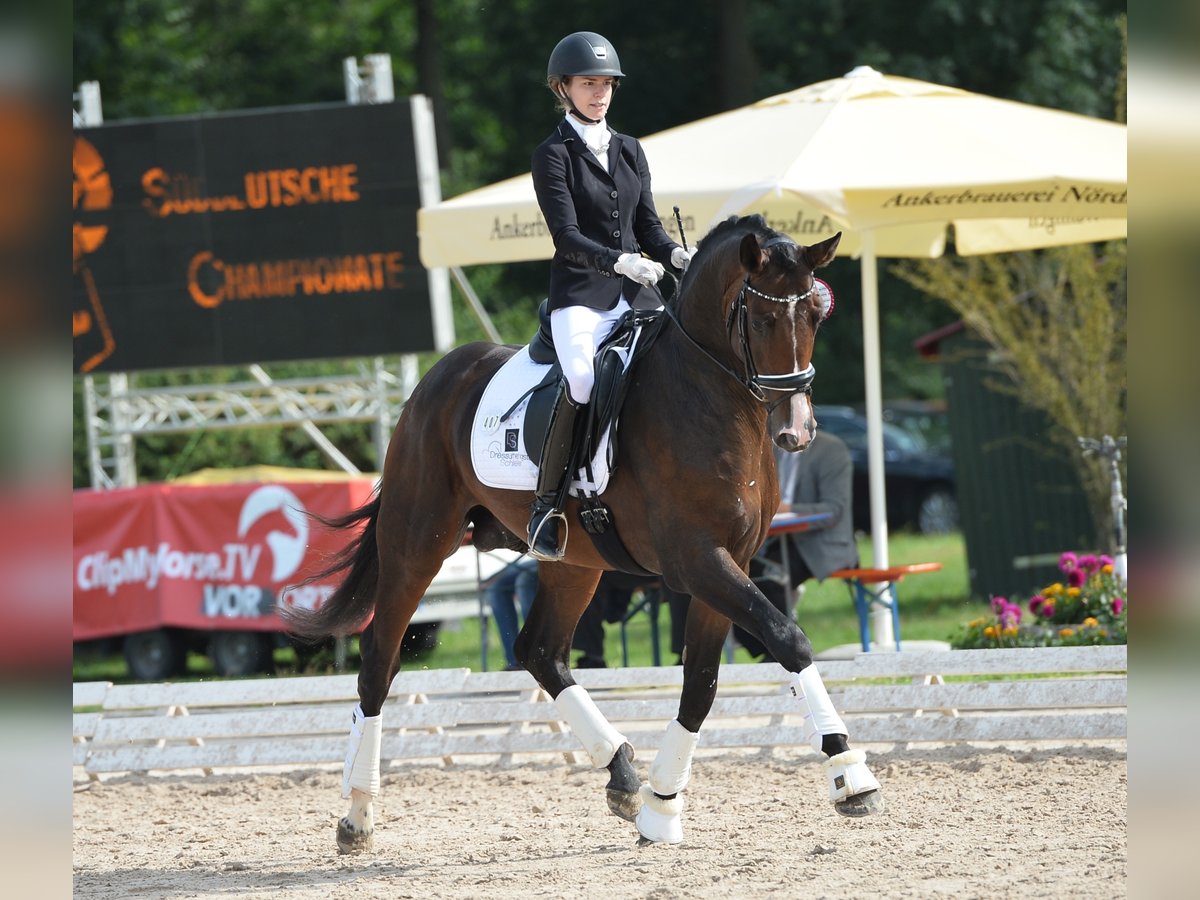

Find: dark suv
<box><xmin>814</xmin><ymin>405</ymin><xmax>958</xmax><ymax>534</ymax></box>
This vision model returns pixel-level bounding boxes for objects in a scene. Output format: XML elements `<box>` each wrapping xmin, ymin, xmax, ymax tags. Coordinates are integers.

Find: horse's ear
<box><xmin>802</xmin><ymin>232</ymin><xmax>842</xmax><ymax>270</ymax></box>
<box><xmin>739</xmin><ymin>233</ymin><xmax>769</xmax><ymax>274</ymax></box>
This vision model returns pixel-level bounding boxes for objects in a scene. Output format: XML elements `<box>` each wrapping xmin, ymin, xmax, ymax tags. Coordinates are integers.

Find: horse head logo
<box><xmin>237</xmin><ymin>486</ymin><xmax>309</xmax><ymax>582</ymax></box>
<box><xmin>73</xmin><ymin>135</ymin><xmax>111</xmax><ymax>267</ymax></box>
<box><xmin>73</xmin><ymin>134</ymin><xmax>116</xmax><ymax>372</ymax></box>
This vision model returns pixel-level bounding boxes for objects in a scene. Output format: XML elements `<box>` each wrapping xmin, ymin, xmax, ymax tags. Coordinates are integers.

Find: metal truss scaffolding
<box><xmin>82</xmin><ymin>358</ymin><xmax>419</xmax><ymax>490</ymax></box>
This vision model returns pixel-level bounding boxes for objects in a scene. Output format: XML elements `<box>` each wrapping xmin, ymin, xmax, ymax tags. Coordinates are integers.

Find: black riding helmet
<box><xmin>547</xmin><ymin>31</ymin><xmax>625</xmax><ymax>79</ymax></box>
<box><xmin>547</xmin><ymin>32</ymin><xmax>624</xmax><ymax>125</ymax></box>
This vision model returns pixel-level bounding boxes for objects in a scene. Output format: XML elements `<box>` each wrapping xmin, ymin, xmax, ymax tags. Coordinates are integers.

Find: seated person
<box><xmin>661</xmin><ymin>584</ymin><xmax>690</xmax><ymax>667</ymax></box>
<box><xmin>573</xmin><ymin>571</ymin><xmax>657</xmax><ymax>668</ymax></box>
<box><xmin>485</xmin><ymin>557</ymin><xmax>538</xmax><ymax>670</ymax></box>
<box><xmin>737</xmin><ymin>430</ymin><xmax>859</xmax><ymax>660</ymax></box>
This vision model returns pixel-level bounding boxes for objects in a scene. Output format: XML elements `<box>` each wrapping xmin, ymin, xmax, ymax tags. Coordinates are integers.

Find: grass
<box><xmin>424</xmin><ymin>530</ymin><xmax>974</xmax><ymax>670</ymax></box>
<box><xmin>73</xmin><ymin>531</ymin><xmax>976</xmax><ymax>684</ymax></box>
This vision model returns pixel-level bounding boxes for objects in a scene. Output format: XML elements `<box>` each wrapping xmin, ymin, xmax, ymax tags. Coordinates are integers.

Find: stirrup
<box><xmin>528</xmin><ymin>508</ymin><xmax>568</xmax><ymax>562</ymax></box>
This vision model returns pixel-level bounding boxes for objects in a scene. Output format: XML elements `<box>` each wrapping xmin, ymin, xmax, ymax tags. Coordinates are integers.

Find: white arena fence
<box><xmin>73</xmin><ymin>645</ymin><xmax>1126</xmax><ymax>777</ymax></box>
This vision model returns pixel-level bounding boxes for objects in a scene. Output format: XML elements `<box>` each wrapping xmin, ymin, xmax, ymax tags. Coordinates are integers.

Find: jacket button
<box><xmin>611</xmin><ymin>210</ymin><xmax>619</xmax><ymax>218</ymax></box>
<box><xmin>610</xmin><ymin>190</ymin><xmax>618</xmax><ymax>199</ymax></box>
<box><xmin>612</xmin><ymin>230</ymin><xmax>621</xmax><ymax>238</ymax></box>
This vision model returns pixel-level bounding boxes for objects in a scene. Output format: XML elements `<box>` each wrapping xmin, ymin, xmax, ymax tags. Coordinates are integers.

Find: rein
<box><xmin>661</xmin><ymin>299</ymin><xmax>789</xmax><ymax>405</ymax></box>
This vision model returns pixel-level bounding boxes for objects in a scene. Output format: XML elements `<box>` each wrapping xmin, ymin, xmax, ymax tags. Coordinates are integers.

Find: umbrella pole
<box><xmin>859</xmin><ymin>232</ymin><xmax>896</xmax><ymax>650</ymax></box>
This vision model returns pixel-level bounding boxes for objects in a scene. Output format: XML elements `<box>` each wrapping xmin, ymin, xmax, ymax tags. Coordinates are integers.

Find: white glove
<box><xmin>614</xmin><ymin>253</ymin><xmax>665</xmax><ymax>288</ymax></box>
<box><xmin>671</xmin><ymin>246</ymin><xmax>698</xmax><ymax>272</ymax></box>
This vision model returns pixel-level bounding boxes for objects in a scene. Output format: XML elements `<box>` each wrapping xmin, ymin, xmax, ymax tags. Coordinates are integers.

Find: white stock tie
<box><xmin>583</xmin><ymin>123</ymin><xmax>610</xmax><ymax>163</ymax></box>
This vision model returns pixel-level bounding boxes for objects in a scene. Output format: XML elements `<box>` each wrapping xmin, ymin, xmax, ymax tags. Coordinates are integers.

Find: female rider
<box><xmin>527</xmin><ymin>30</ymin><xmax>695</xmax><ymax>561</ymax></box>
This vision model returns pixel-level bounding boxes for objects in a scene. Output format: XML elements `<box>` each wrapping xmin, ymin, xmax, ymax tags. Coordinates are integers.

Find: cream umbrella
<box><xmin>418</xmin><ymin>66</ymin><xmax>1126</xmax><ymax>645</ymax></box>
<box><xmin>420</xmin><ymin>66</ymin><xmax>1125</xmax><ymax>267</ymax></box>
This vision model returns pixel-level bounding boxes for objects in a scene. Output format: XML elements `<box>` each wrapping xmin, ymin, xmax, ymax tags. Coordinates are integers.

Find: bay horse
<box><xmin>284</xmin><ymin>214</ymin><xmax>884</xmax><ymax>852</ymax></box>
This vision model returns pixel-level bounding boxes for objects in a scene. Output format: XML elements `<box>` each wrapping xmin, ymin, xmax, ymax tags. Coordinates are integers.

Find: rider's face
<box><xmin>565</xmin><ymin>76</ymin><xmax>615</xmax><ymax>120</ymax></box>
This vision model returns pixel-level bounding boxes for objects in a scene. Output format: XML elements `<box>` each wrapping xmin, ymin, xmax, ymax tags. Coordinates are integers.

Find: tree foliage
<box><xmin>72</xmin><ymin>0</ymin><xmax>1127</xmax><ymax>484</ymax></box>
<box><xmin>894</xmin><ymin>243</ymin><xmax>1127</xmax><ymax>544</ymax></box>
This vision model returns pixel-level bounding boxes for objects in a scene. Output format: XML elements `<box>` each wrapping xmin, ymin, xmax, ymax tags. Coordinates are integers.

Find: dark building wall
<box><xmin>939</xmin><ymin>332</ymin><xmax>1097</xmax><ymax>601</ymax></box>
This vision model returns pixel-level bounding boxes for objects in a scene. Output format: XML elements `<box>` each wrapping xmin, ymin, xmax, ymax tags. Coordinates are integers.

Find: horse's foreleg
<box><xmin>679</xmin><ymin>550</ymin><xmax>884</xmax><ymax>818</ymax></box>
<box><xmin>788</xmin><ymin>664</ymin><xmax>884</xmax><ymax>816</ymax></box>
<box><xmin>635</xmin><ymin>601</ymin><xmax>728</xmax><ymax>845</ymax></box>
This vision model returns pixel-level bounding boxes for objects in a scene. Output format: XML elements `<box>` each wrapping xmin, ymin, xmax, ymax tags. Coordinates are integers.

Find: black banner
<box><xmin>72</xmin><ymin>102</ymin><xmax>434</xmax><ymax>373</ymax></box>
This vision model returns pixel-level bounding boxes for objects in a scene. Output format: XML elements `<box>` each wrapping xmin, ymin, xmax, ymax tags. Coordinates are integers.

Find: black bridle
<box><xmin>663</xmin><ymin>237</ymin><xmax>818</xmax><ymax>406</ymax></box>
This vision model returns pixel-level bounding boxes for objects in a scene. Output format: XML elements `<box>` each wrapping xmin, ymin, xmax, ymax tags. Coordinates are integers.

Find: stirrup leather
<box><xmin>527</xmin><ymin>379</ymin><xmax>583</xmax><ymax>560</ymax></box>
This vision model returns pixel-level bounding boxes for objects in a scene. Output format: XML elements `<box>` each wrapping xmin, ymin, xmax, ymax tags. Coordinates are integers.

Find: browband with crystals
<box><xmin>741</xmin><ymin>277</ymin><xmax>836</xmax><ymax>320</ymax></box>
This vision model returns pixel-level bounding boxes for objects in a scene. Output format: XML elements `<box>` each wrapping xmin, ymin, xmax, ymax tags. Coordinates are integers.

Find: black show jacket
<box><xmin>532</xmin><ymin>119</ymin><xmax>679</xmax><ymax>312</ymax></box>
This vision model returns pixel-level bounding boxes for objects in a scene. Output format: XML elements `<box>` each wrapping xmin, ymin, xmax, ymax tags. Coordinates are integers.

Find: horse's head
<box><xmin>719</xmin><ymin>221</ymin><xmax>840</xmax><ymax>452</ymax></box>
<box><xmin>670</xmin><ymin>216</ymin><xmax>841</xmax><ymax>453</ymax></box>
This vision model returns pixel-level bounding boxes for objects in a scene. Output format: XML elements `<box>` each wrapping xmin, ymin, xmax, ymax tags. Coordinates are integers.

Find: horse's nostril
<box><xmin>775</xmin><ymin>432</ymin><xmax>800</xmax><ymax>451</ymax></box>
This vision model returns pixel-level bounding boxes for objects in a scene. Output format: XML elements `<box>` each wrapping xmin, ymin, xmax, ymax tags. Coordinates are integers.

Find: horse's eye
<box><xmin>750</xmin><ymin>317</ymin><xmax>771</xmax><ymax>334</ymax></box>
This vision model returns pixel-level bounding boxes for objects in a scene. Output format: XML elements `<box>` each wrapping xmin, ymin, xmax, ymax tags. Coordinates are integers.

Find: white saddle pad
<box><xmin>470</xmin><ymin>346</ymin><xmax>624</xmax><ymax>495</ymax></box>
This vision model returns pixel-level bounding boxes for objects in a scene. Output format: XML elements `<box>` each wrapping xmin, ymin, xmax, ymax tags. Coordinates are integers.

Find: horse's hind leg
<box><xmin>635</xmin><ymin>600</ymin><xmax>729</xmax><ymax>845</ymax></box>
<box><xmin>511</xmin><ymin>564</ymin><xmax>641</xmax><ymax>821</ymax></box>
<box><xmin>337</xmin><ymin>474</ymin><xmax>467</xmax><ymax>854</ymax></box>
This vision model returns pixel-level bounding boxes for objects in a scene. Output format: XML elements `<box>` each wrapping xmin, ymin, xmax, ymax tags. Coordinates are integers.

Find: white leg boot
<box><xmin>337</xmin><ymin>704</ymin><xmax>382</xmax><ymax>853</ymax></box>
<box><xmin>554</xmin><ymin>685</ymin><xmax>628</xmax><ymax>768</ymax></box>
<box><xmin>790</xmin><ymin>666</ymin><xmax>885</xmax><ymax>816</ymax></box>
<box><xmin>635</xmin><ymin>720</ymin><xmax>699</xmax><ymax>845</ymax></box>
<box><xmin>636</xmin><ymin>787</ymin><xmax>685</xmax><ymax>844</ymax></box>
<box><xmin>825</xmin><ymin>750</ymin><xmax>881</xmax><ymax>803</ymax></box>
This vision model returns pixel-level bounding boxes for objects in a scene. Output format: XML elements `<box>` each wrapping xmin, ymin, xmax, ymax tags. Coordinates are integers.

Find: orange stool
<box><xmin>827</xmin><ymin>563</ymin><xmax>943</xmax><ymax>652</ymax></box>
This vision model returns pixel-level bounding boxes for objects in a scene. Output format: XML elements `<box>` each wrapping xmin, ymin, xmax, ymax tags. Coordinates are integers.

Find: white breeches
<box><xmin>550</xmin><ymin>298</ymin><xmax>631</xmax><ymax>404</ymax></box>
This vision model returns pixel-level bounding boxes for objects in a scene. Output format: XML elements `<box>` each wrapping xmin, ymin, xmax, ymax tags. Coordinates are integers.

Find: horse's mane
<box><xmin>702</xmin><ymin>213</ymin><xmax>776</xmax><ymax>246</ymax></box>
<box><xmin>678</xmin><ymin>214</ymin><xmax>796</xmax><ymax>297</ymax></box>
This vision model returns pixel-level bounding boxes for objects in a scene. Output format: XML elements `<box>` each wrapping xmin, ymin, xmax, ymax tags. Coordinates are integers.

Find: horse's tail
<box><xmin>282</xmin><ymin>492</ymin><xmax>382</xmax><ymax>640</ymax></box>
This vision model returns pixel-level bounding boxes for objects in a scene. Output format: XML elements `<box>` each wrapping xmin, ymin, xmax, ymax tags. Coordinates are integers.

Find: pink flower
<box><xmin>1112</xmin><ymin>597</ymin><xmax>1125</xmax><ymax>616</ymax></box>
<box><xmin>1079</xmin><ymin>554</ymin><xmax>1099</xmax><ymax>573</ymax></box>
<box><xmin>999</xmin><ymin>604</ymin><xmax>1022</xmax><ymax>628</ymax></box>
<box><xmin>1058</xmin><ymin>552</ymin><xmax>1078</xmax><ymax>573</ymax></box>
<box><xmin>1099</xmin><ymin>555</ymin><xmax>1114</xmax><ymax>568</ymax></box>
<box><xmin>1042</xmin><ymin>601</ymin><xmax>1056</xmax><ymax>618</ymax></box>
<box><xmin>1067</xmin><ymin>568</ymin><xmax>1086</xmax><ymax>588</ymax></box>
<box><xmin>1029</xmin><ymin>595</ymin><xmax>1045</xmax><ymax>613</ymax></box>
<box><xmin>990</xmin><ymin>596</ymin><xmax>1008</xmax><ymax>613</ymax></box>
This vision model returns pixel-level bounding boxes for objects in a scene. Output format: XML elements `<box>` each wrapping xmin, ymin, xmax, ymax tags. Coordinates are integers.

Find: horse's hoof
<box><xmin>606</xmin><ymin>787</ymin><xmax>642</xmax><ymax>822</ymax></box>
<box><xmin>605</xmin><ymin>742</ymin><xmax>641</xmax><ymax>821</ymax></box>
<box><xmin>834</xmin><ymin>789</ymin><xmax>886</xmax><ymax>818</ymax></box>
<box><xmin>635</xmin><ymin>834</ymin><xmax>681</xmax><ymax>848</ymax></box>
<box><xmin>336</xmin><ymin>816</ymin><xmax>375</xmax><ymax>854</ymax></box>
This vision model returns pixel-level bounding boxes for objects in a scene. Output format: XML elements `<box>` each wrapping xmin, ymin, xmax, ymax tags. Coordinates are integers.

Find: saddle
<box><xmin>511</xmin><ymin>299</ymin><xmax>667</xmax><ymax>575</ymax></box>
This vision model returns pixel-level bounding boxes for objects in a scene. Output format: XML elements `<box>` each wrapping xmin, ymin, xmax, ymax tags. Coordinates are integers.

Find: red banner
<box><xmin>73</xmin><ymin>479</ymin><xmax>376</xmax><ymax>641</ymax></box>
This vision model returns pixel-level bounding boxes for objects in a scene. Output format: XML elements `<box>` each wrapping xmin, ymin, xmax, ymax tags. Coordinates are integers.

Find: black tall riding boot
<box><xmin>527</xmin><ymin>381</ymin><xmax>584</xmax><ymax>561</ymax></box>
